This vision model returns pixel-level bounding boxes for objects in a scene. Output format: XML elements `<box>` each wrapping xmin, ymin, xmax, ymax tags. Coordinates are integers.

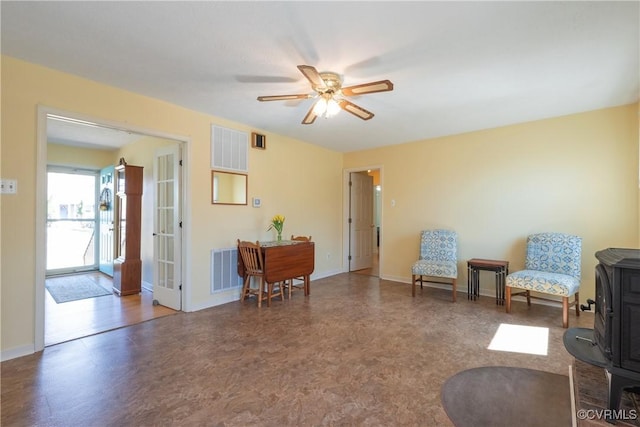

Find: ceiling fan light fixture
<box><xmin>313</xmin><ymin>95</ymin><xmax>341</xmax><ymax>118</ymax></box>
<box><xmin>326</xmin><ymin>98</ymin><xmax>341</xmax><ymax>117</ymax></box>
<box><xmin>313</xmin><ymin>97</ymin><xmax>328</xmax><ymax>115</ymax></box>
<box><xmin>257</xmin><ymin>65</ymin><xmax>393</xmax><ymax>124</ymax></box>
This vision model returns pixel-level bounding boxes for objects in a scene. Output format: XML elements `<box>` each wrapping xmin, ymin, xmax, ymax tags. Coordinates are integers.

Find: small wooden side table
<box><xmin>467</xmin><ymin>259</ymin><xmax>510</xmax><ymax>305</ymax></box>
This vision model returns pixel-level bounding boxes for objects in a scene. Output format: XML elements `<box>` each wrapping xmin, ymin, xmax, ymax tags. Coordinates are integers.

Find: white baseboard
<box><xmin>188</xmin><ymin>289</ymin><xmax>240</xmax><ymax>312</ymax></box>
<box><xmin>1</xmin><ymin>344</ymin><xmax>36</xmax><ymax>362</ymax></box>
<box><xmin>312</xmin><ymin>270</ymin><xmax>343</xmax><ymax>280</ymax></box>
<box><xmin>380</xmin><ymin>274</ymin><xmax>410</xmax><ymax>283</ymax></box>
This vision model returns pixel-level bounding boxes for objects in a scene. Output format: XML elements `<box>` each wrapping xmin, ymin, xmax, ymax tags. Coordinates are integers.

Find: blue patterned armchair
<box><xmin>505</xmin><ymin>232</ymin><xmax>582</xmax><ymax>328</ymax></box>
<box><xmin>411</xmin><ymin>229</ymin><xmax>458</xmax><ymax>301</ymax></box>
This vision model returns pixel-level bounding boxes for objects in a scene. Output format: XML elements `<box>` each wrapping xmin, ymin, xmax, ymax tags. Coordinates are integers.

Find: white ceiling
<box><xmin>2</xmin><ymin>1</ymin><xmax>638</xmax><ymax>153</ymax></box>
<box><xmin>46</xmin><ymin>116</ymin><xmax>146</xmax><ymax>150</ymax></box>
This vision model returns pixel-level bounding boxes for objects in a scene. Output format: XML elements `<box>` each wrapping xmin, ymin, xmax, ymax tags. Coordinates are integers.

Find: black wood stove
<box><xmin>564</xmin><ymin>248</ymin><xmax>640</xmax><ymax>422</ymax></box>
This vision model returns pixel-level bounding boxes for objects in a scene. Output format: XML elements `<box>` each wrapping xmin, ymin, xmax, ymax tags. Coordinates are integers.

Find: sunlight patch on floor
<box><xmin>488</xmin><ymin>323</ymin><xmax>549</xmax><ymax>356</ymax></box>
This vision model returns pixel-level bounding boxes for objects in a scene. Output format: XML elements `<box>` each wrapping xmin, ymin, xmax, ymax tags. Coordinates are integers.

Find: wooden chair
<box><xmin>237</xmin><ymin>239</ymin><xmax>284</xmax><ymax>307</ymax></box>
<box><xmin>283</xmin><ymin>235</ymin><xmax>312</xmax><ymax>298</ymax></box>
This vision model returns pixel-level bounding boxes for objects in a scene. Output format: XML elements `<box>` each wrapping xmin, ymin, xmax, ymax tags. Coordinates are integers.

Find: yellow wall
<box><xmin>2</xmin><ymin>54</ymin><xmax>638</xmax><ymax>360</ymax></box>
<box><xmin>345</xmin><ymin>104</ymin><xmax>640</xmax><ymax>301</ymax></box>
<box><xmin>1</xmin><ymin>56</ymin><xmax>344</xmax><ymax>357</ymax></box>
<box><xmin>47</xmin><ymin>143</ymin><xmax>115</xmax><ymax>168</ymax></box>
<box><xmin>368</xmin><ymin>169</ymin><xmax>380</xmax><ymax>186</ymax></box>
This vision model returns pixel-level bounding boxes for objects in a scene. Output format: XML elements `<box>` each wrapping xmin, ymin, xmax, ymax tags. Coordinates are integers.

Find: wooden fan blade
<box><xmin>257</xmin><ymin>94</ymin><xmax>311</xmax><ymax>102</ymax></box>
<box><xmin>341</xmin><ymin>80</ymin><xmax>394</xmax><ymax>97</ymax></box>
<box><xmin>297</xmin><ymin>65</ymin><xmax>326</xmax><ymax>89</ymax></box>
<box><xmin>338</xmin><ymin>99</ymin><xmax>374</xmax><ymax>120</ymax></box>
<box><xmin>301</xmin><ymin>100</ymin><xmax>318</xmax><ymax>125</ymax></box>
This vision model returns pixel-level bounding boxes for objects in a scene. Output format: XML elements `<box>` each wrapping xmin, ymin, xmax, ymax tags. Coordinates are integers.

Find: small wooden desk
<box><xmin>237</xmin><ymin>240</ymin><xmax>315</xmax><ymax>295</ymax></box>
<box><xmin>467</xmin><ymin>258</ymin><xmax>509</xmax><ymax>305</ymax></box>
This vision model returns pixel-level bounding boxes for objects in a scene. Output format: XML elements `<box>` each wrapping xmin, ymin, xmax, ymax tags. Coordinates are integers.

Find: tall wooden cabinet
<box><xmin>113</xmin><ymin>164</ymin><xmax>144</xmax><ymax>296</ymax></box>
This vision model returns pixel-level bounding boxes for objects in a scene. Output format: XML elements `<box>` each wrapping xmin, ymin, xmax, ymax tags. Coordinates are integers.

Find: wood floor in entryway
<box><xmin>45</xmin><ymin>271</ymin><xmax>177</xmax><ymax>346</ymax></box>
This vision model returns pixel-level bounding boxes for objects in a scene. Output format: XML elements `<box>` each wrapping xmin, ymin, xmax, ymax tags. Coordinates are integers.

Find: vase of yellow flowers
<box><xmin>267</xmin><ymin>214</ymin><xmax>285</xmax><ymax>241</ymax></box>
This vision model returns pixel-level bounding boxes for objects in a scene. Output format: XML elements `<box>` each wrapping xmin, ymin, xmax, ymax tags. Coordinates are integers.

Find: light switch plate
<box><xmin>0</xmin><ymin>179</ymin><xmax>17</xmax><ymax>194</ymax></box>
<box><xmin>252</xmin><ymin>197</ymin><xmax>261</xmax><ymax>208</ymax></box>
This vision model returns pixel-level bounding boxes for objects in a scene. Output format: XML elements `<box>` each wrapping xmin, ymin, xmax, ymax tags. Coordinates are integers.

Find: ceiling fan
<box><xmin>257</xmin><ymin>65</ymin><xmax>394</xmax><ymax>125</ymax></box>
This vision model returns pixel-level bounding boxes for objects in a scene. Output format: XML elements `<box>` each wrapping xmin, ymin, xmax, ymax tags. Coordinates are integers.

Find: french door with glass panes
<box><xmin>153</xmin><ymin>145</ymin><xmax>182</xmax><ymax>310</ymax></box>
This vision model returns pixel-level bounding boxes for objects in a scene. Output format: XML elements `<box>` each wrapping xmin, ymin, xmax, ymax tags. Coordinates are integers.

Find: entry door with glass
<box><xmin>46</xmin><ymin>166</ymin><xmax>99</xmax><ymax>275</ymax></box>
<box><xmin>98</xmin><ymin>165</ymin><xmax>115</xmax><ymax>276</ymax></box>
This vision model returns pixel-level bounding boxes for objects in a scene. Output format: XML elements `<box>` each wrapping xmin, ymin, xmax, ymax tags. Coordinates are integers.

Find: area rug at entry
<box><xmin>441</xmin><ymin>366</ymin><xmax>571</xmax><ymax>427</ymax></box>
<box><xmin>46</xmin><ymin>278</ymin><xmax>111</xmax><ymax>303</ymax></box>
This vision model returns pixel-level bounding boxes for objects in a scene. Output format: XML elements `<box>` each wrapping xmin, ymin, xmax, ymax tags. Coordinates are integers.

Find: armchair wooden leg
<box><xmin>412</xmin><ymin>274</ymin><xmax>416</xmax><ymax>297</ymax></box>
<box><xmin>562</xmin><ymin>296</ymin><xmax>569</xmax><ymax>328</ymax></box>
<box><xmin>506</xmin><ymin>286</ymin><xmax>511</xmax><ymax>313</ymax></box>
<box><xmin>526</xmin><ymin>290</ymin><xmax>531</xmax><ymax>306</ymax></box>
<box><xmin>452</xmin><ymin>278</ymin><xmax>457</xmax><ymax>302</ymax></box>
<box><xmin>575</xmin><ymin>292</ymin><xmax>580</xmax><ymax>317</ymax></box>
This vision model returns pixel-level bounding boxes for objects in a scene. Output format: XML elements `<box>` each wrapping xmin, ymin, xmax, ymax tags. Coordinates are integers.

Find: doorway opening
<box><xmin>46</xmin><ymin>167</ymin><xmax>99</xmax><ymax>274</ymax></box>
<box><xmin>344</xmin><ymin>167</ymin><xmax>381</xmax><ymax>277</ymax></box>
<box><xmin>37</xmin><ymin>108</ymin><xmax>189</xmax><ymax>350</ymax></box>
<box><xmin>44</xmin><ymin>165</ymin><xmax>176</xmax><ymax>346</ymax></box>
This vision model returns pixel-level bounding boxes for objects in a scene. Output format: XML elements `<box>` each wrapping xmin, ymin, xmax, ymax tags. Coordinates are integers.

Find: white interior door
<box><xmin>153</xmin><ymin>145</ymin><xmax>182</xmax><ymax>310</ymax></box>
<box><xmin>349</xmin><ymin>171</ymin><xmax>374</xmax><ymax>271</ymax></box>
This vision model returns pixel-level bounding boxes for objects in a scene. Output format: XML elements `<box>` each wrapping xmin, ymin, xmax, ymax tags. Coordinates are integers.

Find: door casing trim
<box><xmin>342</xmin><ymin>165</ymin><xmax>383</xmax><ymax>275</ymax></box>
<box><xmin>36</xmin><ymin>105</ymin><xmax>192</xmax><ymax>352</ymax></box>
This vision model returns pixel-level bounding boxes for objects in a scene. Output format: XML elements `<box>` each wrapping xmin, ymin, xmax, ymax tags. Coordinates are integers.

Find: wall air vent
<box><xmin>210</xmin><ymin>248</ymin><xmax>243</xmax><ymax>294</ymax></box>
<box><xmin>211</xmin><ymin>125</ymin><xmax>248</xmax><ymax>172</ymax></box>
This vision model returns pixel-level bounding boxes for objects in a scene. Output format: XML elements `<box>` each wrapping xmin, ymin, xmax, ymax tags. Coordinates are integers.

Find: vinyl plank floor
<box><xmin>4</xmin><ymin>273</ymin><xmax>595</xmax><ymax>427</ymax></box>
